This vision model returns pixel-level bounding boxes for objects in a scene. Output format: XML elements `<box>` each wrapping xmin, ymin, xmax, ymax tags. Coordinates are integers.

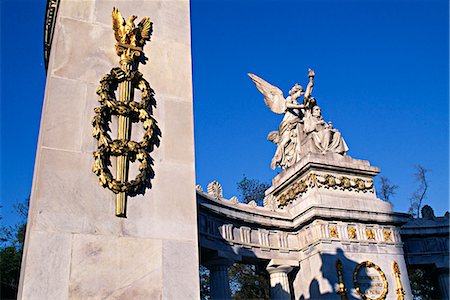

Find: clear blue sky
<box><xmin>1</xmin><ymin>0</ymin><xmax>449</xmax><ymax>227</ymax></box>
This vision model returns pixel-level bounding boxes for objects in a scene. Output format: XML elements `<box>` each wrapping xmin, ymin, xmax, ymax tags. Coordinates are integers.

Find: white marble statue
<box><xmin>248</xmin><ymin>69</ymin><xmax>315</xmax><ymax>169</ymax></box>
<box><xmin>249</xmin><ymin>69</ymin><xmax>349</xmax><ymax>170</ymax></box>
<box><xmin>303</xmin><ymin>105</ymin><xmax>349</xmax><ymax>155</ymax></box>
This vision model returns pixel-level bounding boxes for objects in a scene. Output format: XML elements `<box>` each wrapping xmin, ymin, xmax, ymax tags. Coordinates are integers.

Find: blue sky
<box><xmin>1</xmin><ymin>0</ymin><xmax>449</xmax><ymax>226</ymax></box>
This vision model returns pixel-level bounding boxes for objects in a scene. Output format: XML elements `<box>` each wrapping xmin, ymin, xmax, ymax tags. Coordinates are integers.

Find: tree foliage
<box><xmin>408</xmin><ymin>165</ymin><xmax>429</xmax><ymax>218</ymax></box>
<box><xmin>236</xmin><ymin>176</ymin><xmax>270</xmax><ymax>206</ymax></box>
<box><xmin>0</xmin><ymin>198</ymin><xmax>29</xmax><ymax>299</ymax></box>
<box><xmin>408</xmin><ymin>267</ymin><xmax>440</xmax><ymax>299</ymax></box>
<box><xmin>199</xmin><ymin>265</ymin><xmax>210</xmax><ymax>299</ymax></box>
<box><xmin>229</xmin><ymin>263</ymin><xmax>270</xmax><ymax>300</ymax></box>
<box><xmin>199</xmin><ymin>263</ymin><xmax>270</xmax><ymax>300</ymax></box>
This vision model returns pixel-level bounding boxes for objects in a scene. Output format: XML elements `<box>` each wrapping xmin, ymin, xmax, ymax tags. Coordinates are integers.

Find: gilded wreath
<box><xmin>92</xmin><ymin>8</ymin><xmax>160</xmax><ymax>217</ymax></box>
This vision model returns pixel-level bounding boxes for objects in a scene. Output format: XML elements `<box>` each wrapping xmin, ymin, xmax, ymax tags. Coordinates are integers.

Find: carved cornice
<box><xmin>44</xmin><ymin>0</ymin><xmax>60</xmax><ymax>71</ymax></box>
<box><xmin>197</xmin><ymin>190</ymin><xmax>407</xmax><ymax>231</ymax></box>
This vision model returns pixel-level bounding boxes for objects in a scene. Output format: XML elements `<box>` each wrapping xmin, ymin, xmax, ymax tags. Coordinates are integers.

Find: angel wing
<box><xmin>137</xmin><ymin>17</ymin><xmax>153</xmax><ymax>46</ymax></box>
<box><xmin>112</xmin><ymin>7</ymin><xmax>126</xmax><ymax>43</ymax></box>
<box><xmin>248</xmin><ymin>73</ymin><xmax>286</xmax><ymax>114</ymax></box>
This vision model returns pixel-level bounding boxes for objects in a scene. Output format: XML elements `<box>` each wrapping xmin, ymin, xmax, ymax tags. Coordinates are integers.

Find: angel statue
<box><xmin>248</xmin><ymin>69</ymin><xmax>315</xmax><ymax>169</ymax></box>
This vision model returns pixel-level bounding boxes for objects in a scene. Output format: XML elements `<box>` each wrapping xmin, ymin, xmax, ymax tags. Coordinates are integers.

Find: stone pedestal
<box><xmin>18</xmin><ymin>0</ymin><xmax>199</xmax><ymax>299</ymax></box>
<box><xmin>265</xmin><ymin>153</ymin><xmax>413</xmax><ymax>299</ymax></box>
<box><xmin>266</xmin><ymin>260</ymin><xmax>297</xmax><ymax>300</ymax></box>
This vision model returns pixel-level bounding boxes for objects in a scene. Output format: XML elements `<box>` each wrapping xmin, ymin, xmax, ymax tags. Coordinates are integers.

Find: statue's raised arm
<box><xmin>303</xmin><ymin>68</ymin><xmax>315</xmax><ymax>109</ymax></box>
<box><xmin>304</xmin><ymin>69</ymin><xmax>315</xmax><ymax>99</ymax></box>
<box><xmin>248</xmin><ymin>73</ymin><xmax>287</xmax><ymax>114</ymax></box>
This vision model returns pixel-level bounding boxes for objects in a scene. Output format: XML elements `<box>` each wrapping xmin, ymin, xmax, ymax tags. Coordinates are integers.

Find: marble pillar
<box><xmin>17</xmin><ymin>0</ymin><xmax>199</xmax><ymax>299</ymax></box>
<box><xmin>266</xmin><ymin>259</ymin><xmax>297</xmax><ymax>300</ymax></box>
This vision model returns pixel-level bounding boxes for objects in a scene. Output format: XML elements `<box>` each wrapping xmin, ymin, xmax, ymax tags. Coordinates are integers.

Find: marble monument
<box><xmin>18</xmin><ymin>1</ymin><xmax>448</xmax><ymax>299</ymax></box>
<box><xmin>197</xmin><ymin>70</ymin><xmax>416</xmax><ymax>299</ymax></box>
<box><xmin>18</xmin><ymin>1</ymin><xmax>199</xmax><ymax>299</ymax></box>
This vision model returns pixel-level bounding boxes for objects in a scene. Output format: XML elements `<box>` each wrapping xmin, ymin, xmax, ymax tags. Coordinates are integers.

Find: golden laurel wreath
<box><xmin>353</xmin><ymin>261</ymin><xmax>388</xmax><ymax>300</ymax></box>
<box><xmin>92</xmin><ymin>67</ymin><xmax>159</xmax><ymax>196</ymax></box>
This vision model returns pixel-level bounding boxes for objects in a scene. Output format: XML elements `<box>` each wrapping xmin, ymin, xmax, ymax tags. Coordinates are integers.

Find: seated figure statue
<box><xmin>303</xmin><ymin>105</ymin><xmax>348</xmax><ymax>155</ymax></box>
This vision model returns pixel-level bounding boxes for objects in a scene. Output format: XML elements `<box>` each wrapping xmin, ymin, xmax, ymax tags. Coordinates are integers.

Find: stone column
<box><xmin>206</xmin><ymin>259</ymin><xmax>233</xmax><ymax>300</ymax></box>
<box><xmin>266</xmin><ymin>259</ymin><xmax>298</xmax><ymax>300</ymax></box>
<box><xmin>437</xmin><ymin>268</ymin><xmax>449</xmax><ymax>299</ymax></box>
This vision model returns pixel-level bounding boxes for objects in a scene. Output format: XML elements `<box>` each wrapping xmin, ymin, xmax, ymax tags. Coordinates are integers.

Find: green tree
<box><xmin>236</xmin><ymin>176</ymin><xmax>270</xmax><ymax>206</ymax></box>
<box><xmin>229</xmin><ymin>263</ymin><xmax>270</xmax><ymax>300</ymax></box>
<box><xmin>0</xmin><ymin>198</ymin><xmax>29</xmax><ymax>299</ymax></box>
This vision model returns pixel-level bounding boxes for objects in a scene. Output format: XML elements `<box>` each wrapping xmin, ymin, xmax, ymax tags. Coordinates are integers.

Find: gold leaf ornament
<box><xmin>92</xmin><ymin>68</ymin><xmax>160</xmax><ymax>197</ymax></box>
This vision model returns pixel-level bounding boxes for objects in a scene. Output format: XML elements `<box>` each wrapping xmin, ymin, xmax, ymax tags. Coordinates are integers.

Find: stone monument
<box><xmin>18</xmin><ymin>1</ymin><xmax>199</xmax><ymax>298</ymax></box>
<box><xmin>196</xmin><ymin>70</ymin><xmax>413</xmax><ymax>299</ymax></box>
<box><xmin>18</xmin><ymin>1</ymin><xmax>442</xmax><ymax>298</ymax></box>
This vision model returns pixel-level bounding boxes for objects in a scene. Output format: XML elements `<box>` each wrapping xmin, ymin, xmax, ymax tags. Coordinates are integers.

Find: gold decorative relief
<box><xmin>393</xmin><ymin>261</ymin><xmax>405</xmax><ymax>300</ymax></box>
<box><xmin>353</xmin><ymin>261</ymin><xmax>388</xmax><ymax>300</ymax></box>
<box><xmin>276</xmin><ymin>173</ymin><xmax>374</xmax><ymax>208</ymax></box>
<box><xmin>383</xmin><ymin>229</ymin><xmax>392</xmax><ymax>242</ymax></box>
<box><xmin>348</xmin><ymin>227</ymin><xmax>357</xmax><ymax>239</ymax></box>
<box><xmin>92</xmin><ymin>8</ymin><xmax>160</xmax><ymax>217</ymax></box>
<box><xmin>330</xmin><ymin>226</ymin><xmax>339</xmax><ymax>238</ymax></box>
<box><xmin>365</xmin><ymin>228</ymin><xmax>376</xmax><ymax>240</ymax></box>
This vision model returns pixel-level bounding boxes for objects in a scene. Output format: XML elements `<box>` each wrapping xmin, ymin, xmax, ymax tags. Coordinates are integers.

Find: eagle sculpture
<box><xmin>112</xmin><ymin>7</ymin><xmax>152</xmax><ymax>49</ymax></box>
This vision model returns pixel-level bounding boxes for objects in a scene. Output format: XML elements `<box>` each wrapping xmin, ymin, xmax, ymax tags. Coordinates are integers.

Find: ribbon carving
<box><xmin>92</xmin><ymin>8</ymin><xmax>160</xmax><ymax>217</ymax></box>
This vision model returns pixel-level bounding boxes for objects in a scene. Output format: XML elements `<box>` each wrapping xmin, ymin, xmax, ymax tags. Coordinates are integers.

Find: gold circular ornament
<box><xmin>92</xmin><ymin>68</ymin><xmax>159</xmax><ymax>196</ymax></box>
<box><xmin>353</xmin><ymin>261</ymin><xmax>388</xmax><ymax>300</ymax></box>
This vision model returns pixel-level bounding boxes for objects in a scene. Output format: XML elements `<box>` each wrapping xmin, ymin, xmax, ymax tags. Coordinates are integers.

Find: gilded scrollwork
<box><xmin>276</xmin><ymin>173</ymin><xmax>375</xmax><ymax>208</ymax></box>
